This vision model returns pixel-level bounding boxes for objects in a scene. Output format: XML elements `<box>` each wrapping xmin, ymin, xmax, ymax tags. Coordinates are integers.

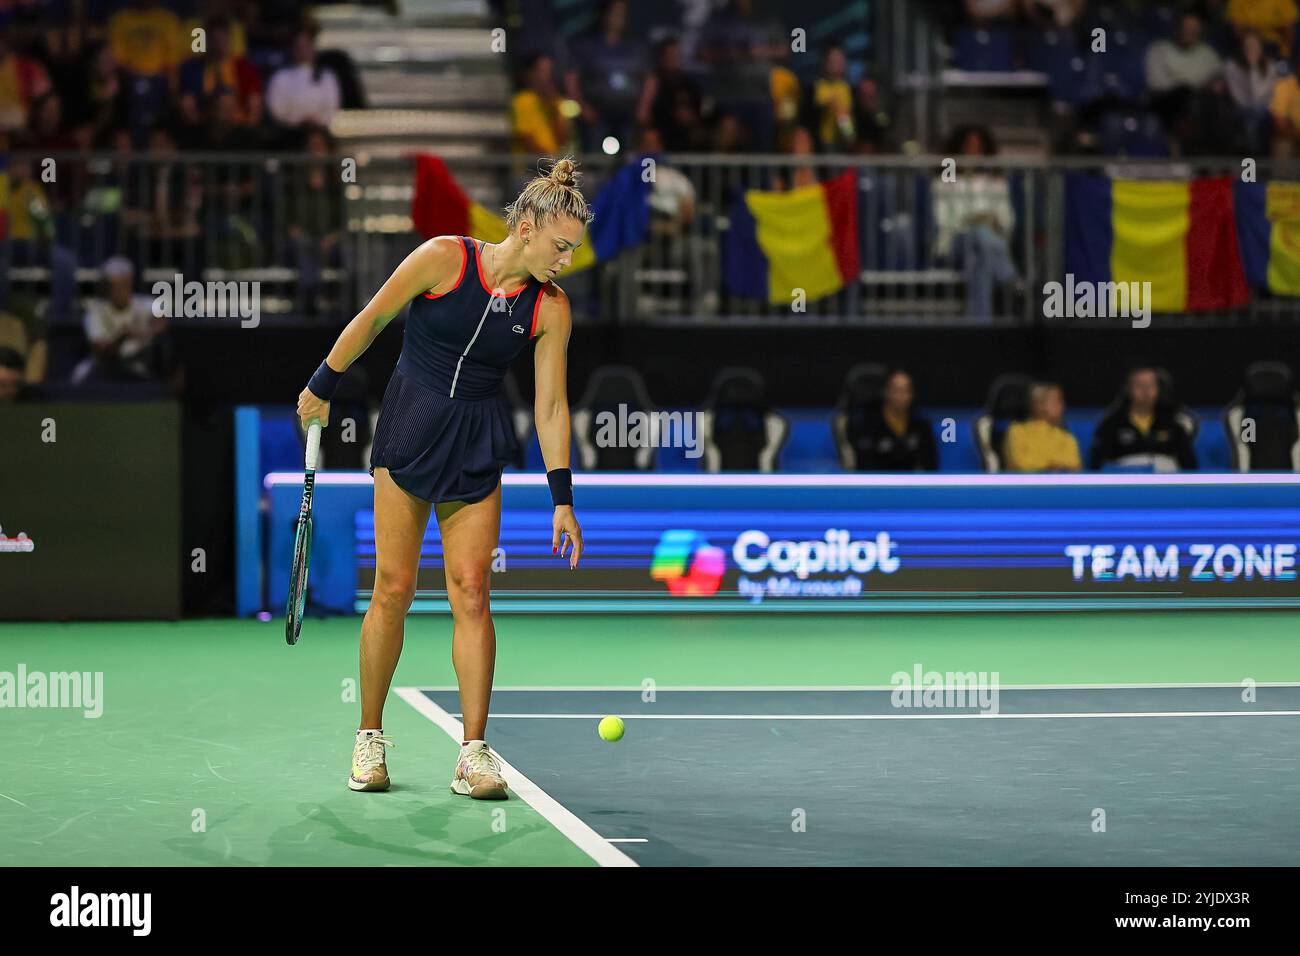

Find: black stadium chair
<box><xmin>699</xmin><ymin>367</ymin><xmax>788</xmax><ymax>473</ymax></box>
<box><xmin>832</xmin><ymin>362</ymin><xmax>889</xmax><ymax>471</ymax></box>
<box><xmin>973</xmin><ymin>373</ymin><xmax>1034</xmax><ymax>473</ymax></box>
<box><xmin>501</xmin><ymin>369</ymin><xmax>533</xmax><ymax>470</ymax></box>
<box><xmin>1223</xmin><ymin>362</ymin><xmax>1300</xmax><ymax>472</ymax></box>
<box><xmin>1153</xmin><ymin>366</ymin><xmax>1199</xmax><ymax>442</ymax></box>
<box><xmin>571</xmin><ymin>365</ymin><xmax>657</xmax><ymax>471</ymax></box>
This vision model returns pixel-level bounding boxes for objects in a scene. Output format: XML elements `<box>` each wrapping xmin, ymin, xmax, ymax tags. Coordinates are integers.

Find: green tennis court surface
<box><xmin>3</xmin><ymin>612</ymin><xmax>1299</xmax><ymax>866</ymax></box>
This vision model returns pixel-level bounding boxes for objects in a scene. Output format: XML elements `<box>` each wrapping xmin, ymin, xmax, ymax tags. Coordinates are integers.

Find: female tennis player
<box><xmin>296</xmin><ymin>157</ymin><xmax>591</xmax><ymax>800</ymax></box>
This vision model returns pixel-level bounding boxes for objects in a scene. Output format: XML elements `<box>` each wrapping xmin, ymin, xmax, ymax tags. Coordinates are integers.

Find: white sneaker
<box><xmin>348</xmin><ymin>730</ymin><xmax>395</xmax><ymax>792</ymax></box>
<box><xmin>450</xmin><ymin>741</ymin><xmax>508</xmax><ymax>800</ymax></box>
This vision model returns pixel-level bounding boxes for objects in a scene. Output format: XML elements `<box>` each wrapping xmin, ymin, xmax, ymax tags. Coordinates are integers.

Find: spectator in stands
<box><xmin>182</xmin><ymin>3</ymin><xmax>252</xmax><ymax>62</ymax></box>
<box><xmin>852</xmin><ymin>77</ymin><xmax>891</xmax><ymax>154</ymax></box>
<box><xmin>17</xmin><ymin>89</ymin><xmax>74</xmax><ymax>152</ymax></box>
<box><xmin>65</xmin><ymin>43</ymin><xmax>129</xmax><ymax>145</ymax></box>
<box><xmin>775</xmin><ymin>125</ymin><xmax>818</xmax><ymax>191</ymax></box>
<box><xmin>200</xmin><ymin>87</ymin><xmax>251</xmax><ymax>150</ymax></box>
<box><xmin>809</xmin><ymin>44</ymin><xmax>856</xmax><ymax>153</ymax></box>
<box><xmin>1145</xmin><ymin>13</ymin><xmax>1226</xmax><ymax>154</ymax></box>
<box><xmin>108</xmin><ymin>0</ymin><xmax>184</xmax><ymax>82</ymax></box>
<box><xmin>2</xmin><ymin>158</ymin><xmax>77</xmax><ymax>324</ymax></box>
<box><xmin>287</xmin><ymin>124</ymin><xmax>345</xmax><ymax>316</ymax></box>
<box><xmin>770</xmin><ymin>44</ymin><xmax>801</xmax><ymax>144</ymax></box>
<box><xmin>1226</xmin><ymin>0</ymin><xmax>1297</xmax><ymax>58</ymax></box>
<box><xmin>1270</xmin><ymin>45</ymin><xmax>1300</xmax><ymax>161</ymax></box>
<box><xmin>0</xmin><ymin>297</ymin><xmax>45</xmax><ymax>388</ymax></box>
<box><xmin>1090</xmin><ymin>367</ymin><xmax>1197</xmax><ymax>472</ymax></box>
<box><xmin>1003</xmin><ymin>382</ymin><xmax>1082</xmax><ymax>473</ymax></box>
<box><xmin>932</xmin><ymin>124</ymin><xmax>1017</xmax><ymax>321</ymax></box>
<box><xmin>1022</xmin><ymin>0</ymin><xmax>1087</xmax><ymax>29</ymax></box>
<box><xmin>246</xmin><ymin>0</ymin><xmax>307</xmax><ymax>70</ymax></box>
<box><xmin>266</xmin><ymin>24</ymin><xmax>340</xmax><ymax>131</ymax></box>
<box><xmin>0</xmin><ymin>24</ymin><xmax>52</xmax><ymax>133</ymax></box>
<box><xmin>20</xmin><ymin>90</ymin><xmax>94</xmax><ymax>214</ymax></box>
<box><xmin>0</xmin><ymin>346</ymin><xmax>30</xmax><ymax>403</ymax></box>
<box><xmin>1225</xmin><ymin>32</ymin><xmax>1278</xmax><ymax>154</ymax></box>
<box><xmin>1146</xmin><ymin>16</ymin><xmax>1225</xmax><ymax>93</ymax></box>
<box><xmin>564</xmin><ymin>0</ymin><xmax>649</xmax><ymax>153</ymax></box>
<box><xmin>962</xmin><ymin>0</ymin><xmax>1017</xmax><ymax>24</ymax></box>
<box><xmin>73</xmin><ymin>256</ymin><xmax>171</xmax><ymax>384</ymax></box>
<box><xmin>641</xmin><ymin>127</ymin><xmax>696</xmax><ymax>232</ymax></box>
<box><xmin>510</xmin><ymin>52</ymin><xmax>573</xmax><ymax>155</ymax></box>
<box><xmin>122</xmin><ymin>126</ymin><xmax>202</xmax><ymax>270</ymax></box>
<box><xmin>696</xmin><ymin>0</ymin><xmax>786</xmax><ymax>151</ymax></box>
<box><xmin>849</xmin><ymin>369</ymin><xmax>939</xmax><ymax>472</ymax></box>
<box><xmin>636</xmin><ymin>124</ymin><xmax>716</xmax><ymax>312</ymax></box>
<box><xmin>711</xmin><ymin>111</ymin><xmax>751</xmax><ymax>152</ymax></box>
<box><xmin>636</xmin><ymin>37</ymin><xmax>707</xmax><ymax>153</ymax></box>
<box><xmin>180</xmin><ymin>14</ymin><xmax>263</xmax><ymax>127</ymax></box>
<box><xmin>199</xmin><ymin>89</ymin><xmax>260</xmax><ymax>268</ymax></box>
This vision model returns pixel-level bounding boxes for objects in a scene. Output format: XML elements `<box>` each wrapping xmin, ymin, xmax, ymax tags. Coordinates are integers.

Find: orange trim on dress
<box><xmin>422</xmin><ymin>236</ymin><xmax>468</xmax><ymax>298</ymax></box>
<box><xmin>530</xmin><ymin>281</ymin><xmax>551</xmax><ymax>338</ymax></box>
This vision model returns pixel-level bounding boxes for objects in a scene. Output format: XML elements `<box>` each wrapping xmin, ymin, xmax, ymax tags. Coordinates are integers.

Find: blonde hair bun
<box><xmin>503</xmin><ymin>154</ymin><xmax>594</xmax><ymax>232</ymax></box>
<box><xmin>548</xmin><ymin>157</ymin><xmax>579</xmax><ymax>188</ymax></box>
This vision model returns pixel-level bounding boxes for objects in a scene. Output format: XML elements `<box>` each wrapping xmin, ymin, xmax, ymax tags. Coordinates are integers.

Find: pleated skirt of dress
<box><xmin>368</xmin><ymin>367</ymin><xmax>519</xmax><ymax>504</ymax></box>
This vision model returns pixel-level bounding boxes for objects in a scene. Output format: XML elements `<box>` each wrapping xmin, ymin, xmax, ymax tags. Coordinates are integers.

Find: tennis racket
<box><xmin>285</xmin><ymin>419</ymin><xmax>322</xmax><ymax>645</ymax></box>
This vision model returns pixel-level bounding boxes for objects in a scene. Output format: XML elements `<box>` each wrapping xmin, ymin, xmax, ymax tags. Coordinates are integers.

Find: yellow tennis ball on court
<box><xmin>598</xmin><ymin>716</ymin><xmax>624</xmax><ymax>742</ymax></box>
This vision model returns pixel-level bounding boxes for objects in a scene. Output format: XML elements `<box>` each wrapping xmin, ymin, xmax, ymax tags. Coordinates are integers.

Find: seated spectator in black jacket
<box><xmin>1090</xmin><ymin>367</ymin><xmax>1198</xmax><ymax>472</ymax></box>
<box><xmin>848</xmin><ymin>369</ymin><xmax>939</xmax><ymax>471</ymax></box>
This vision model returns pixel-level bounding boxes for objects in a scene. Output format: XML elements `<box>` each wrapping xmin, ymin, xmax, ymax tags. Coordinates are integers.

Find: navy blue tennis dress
<box><xmin>369</xmin><ymin>236</ymin><xmax>549</xmax><ymax>504</ymax></box>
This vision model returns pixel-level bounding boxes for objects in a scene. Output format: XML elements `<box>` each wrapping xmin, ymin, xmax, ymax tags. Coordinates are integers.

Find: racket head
<box><xmin>285</xmin><ymin>514</ymin><xmax>313</xmax><ymax>645</ymax></box>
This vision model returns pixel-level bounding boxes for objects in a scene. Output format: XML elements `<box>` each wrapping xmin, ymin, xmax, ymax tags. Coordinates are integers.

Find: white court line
<box><xmin>414</xmin><ymin>683</ymin><xmax>1300</xmax><ymax>691</ymax></box>
<box><xmin>393</xmin><ymin>688</ymin><xmax>637</xmax><ymax>868</ymax></box>
<box><xmin>456</xmin><ymin>711</ymin><xmax>1300</xmax><ymax>720</ymax></box>
<box><xmin>608</xmin><ymin>839</ymin><xmax>648</xmax><ymax>844</ymax></box>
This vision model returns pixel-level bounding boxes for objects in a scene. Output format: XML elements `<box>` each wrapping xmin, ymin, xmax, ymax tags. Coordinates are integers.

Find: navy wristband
<box><xmin>307</xmin><ymin>360</ymin><xmax>344</xmax><ymax>401</ymax></box>
<box><xmin>547</xmin><ymin>468</ymin><xmax>573</xmax><ymax>507</ymax></box>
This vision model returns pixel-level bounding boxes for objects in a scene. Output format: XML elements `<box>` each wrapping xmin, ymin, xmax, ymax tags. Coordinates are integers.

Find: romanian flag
<box><xmin>1064</xmin><ymin>174</ymin><xmax>1249</xmax><ymax>312</ymax></box>
<box><xmin>410</xmin><ymin>154</ymin><xmax>657</xmax><ymax>277</ymax></box>
<box><xmin>722</xmin><ymin>170</ymin><xmax>860</xmax><ymax>304</ymax></box>
<box><xmin>1233</xmin><ymin>181</ymin><xmax>1300</xmax><ymax>296</ymax></box>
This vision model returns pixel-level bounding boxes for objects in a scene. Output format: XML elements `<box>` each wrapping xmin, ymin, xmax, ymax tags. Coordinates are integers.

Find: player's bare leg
<box><xmin>349</xmin><ymin>467</ymin><xmax>431</xmax><ymax>792</ymax></box>
<box><xmin>437</xmin><ymin>482</ymin><xmax>509</xmax><ymax>798</ymax></box>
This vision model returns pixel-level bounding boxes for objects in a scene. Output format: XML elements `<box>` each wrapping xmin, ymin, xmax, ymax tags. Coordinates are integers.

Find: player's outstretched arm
<box><xmin>297</xmin><ymin>236</ymin><xmax>463</xmax><ymax>428</ymax></box>
<box><xmin>533</xmin><ymin>282</ymin><xmax>582</xmax><ymax>569</ymax></box>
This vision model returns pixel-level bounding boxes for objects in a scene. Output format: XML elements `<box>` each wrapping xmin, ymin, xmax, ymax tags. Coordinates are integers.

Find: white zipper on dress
<box><xmin>449</xmin><ymin>295</ymin><xmax>496</xmax><ymax>397</ymax></box>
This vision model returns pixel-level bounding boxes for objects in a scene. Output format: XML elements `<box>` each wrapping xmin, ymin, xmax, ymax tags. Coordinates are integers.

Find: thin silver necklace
<box><xmin>489</xmin><ymin>244</ymin><xmax>517</xmax><ymax>318</ymax></box>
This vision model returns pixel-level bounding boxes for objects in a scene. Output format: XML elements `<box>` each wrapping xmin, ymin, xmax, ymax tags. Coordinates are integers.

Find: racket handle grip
<box><xmin>305</xmin><ymin>420</ymin><xmax>322</xmax><ymax>471</ymax></box>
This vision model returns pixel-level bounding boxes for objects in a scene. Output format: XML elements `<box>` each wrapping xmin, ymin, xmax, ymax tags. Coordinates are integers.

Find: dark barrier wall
<box><xmin>0</xmin><ymin>402</ymin><xmax>182</xmax><ymax>620</ymax></box>
<box><xmin>172</xmin><ymin>322</ymin><xmax>1300</xmax><ymax>410</ymax></box>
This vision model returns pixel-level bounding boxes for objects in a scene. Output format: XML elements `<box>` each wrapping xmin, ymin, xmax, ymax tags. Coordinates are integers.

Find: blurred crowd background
<box><xmin>2</xmin><ymin>0</ymin><xmax>1299</xmax><ymax>479</ymax></box>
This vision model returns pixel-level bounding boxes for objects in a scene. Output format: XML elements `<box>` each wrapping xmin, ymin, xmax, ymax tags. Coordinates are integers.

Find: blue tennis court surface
<box><xmin>411</xmin><ymin>687</ymin><xmax>1300</xmax><ymax>866</ymax></box>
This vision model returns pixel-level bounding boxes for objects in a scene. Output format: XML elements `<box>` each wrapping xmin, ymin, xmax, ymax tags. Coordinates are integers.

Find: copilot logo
<box><xmin>650</xmin><ymin>530</ymin><xmax>726</xmax><ymax>596</ymax></box>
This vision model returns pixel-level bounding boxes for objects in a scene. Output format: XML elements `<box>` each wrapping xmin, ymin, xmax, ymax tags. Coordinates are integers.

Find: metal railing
<box><xmin>6</xmin><ymin>151</ymin><xmax>1299</xmax><ymax>327</ymax></box>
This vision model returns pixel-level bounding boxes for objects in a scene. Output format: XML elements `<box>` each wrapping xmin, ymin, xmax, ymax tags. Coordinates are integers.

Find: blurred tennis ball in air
<box><xmin>598</xmin><ymin>716</ymin><xmax>624</xmax><ymax>742</ymax></box>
